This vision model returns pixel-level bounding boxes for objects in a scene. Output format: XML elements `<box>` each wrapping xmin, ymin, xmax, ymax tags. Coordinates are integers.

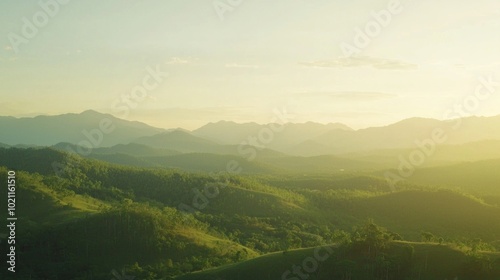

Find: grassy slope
<box><xmin>176</xmin><ymin>242</ymin><xmax>500</xmax><ymax>280</ymax></box>
<box><xmin>2</xmin><ymin>148</ymin><xmax>499</xmax><ymax>244</ymax></box>
<box><xmin>176</xmin><ymin>246</ymin><xmax>336</xmax><ymax>280</ymax></box>
<box><xmin>1</xmin><ymin>148</ymin><xmax>500</xmax><ymax>279</ymax></box>
<box><xmin>0</xmin><ymin>167</ymin><xmax>259</xmax><ymax>279</ymax></box>
<box><xmin>0</xmin><ymin>169</ymin><xmax>104</xmax><ymax>232</ymax></box>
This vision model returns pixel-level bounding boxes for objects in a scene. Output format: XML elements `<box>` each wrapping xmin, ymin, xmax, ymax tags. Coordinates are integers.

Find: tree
<box><xmin>421</xmin><ymin>231</ymin><xmax>435</xmax><ymax>242</ymax></box>
<box><xmin>438</xmin><ymin>237</ymin><xmax>445</xmax><ymax>245</ymax></box>
<box><xmin>351</xmin><ymin>220</ymin><xmax>394</xmax><ymax>257</ymax></box>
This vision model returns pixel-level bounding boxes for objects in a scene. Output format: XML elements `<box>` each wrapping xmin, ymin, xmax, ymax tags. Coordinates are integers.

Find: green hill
<box><xmin>176</xmin><ymin>242</ymin><xmax>500</xmax><ymax>280</ymax></box>
<box><xmin>0</xmin><ymin>167</ymin><xmax>104</xmax><ymax>230</ymax></box>
<box><xmin>144</xmin><ymin>153</ymin><xmax>283</xmax><ymax>173</ymax></box>
<box><xmin>352</xmin><ymin>190</ymin><xmax>500</xmax><ymax>241</ymax></box>
<box><xmin>1</xmin><ymin>147</ymin><xmax>499</xmax><ymax>279</ymax></box>
<box><xmin>53</xmin><ymin>142</ymin><xmax>180</xmax><ymax>157</ymax></box>
<box><xmin>0</xmin><ymin>167</ymin><xmax>258</xmax><ymax>280</ymax></box>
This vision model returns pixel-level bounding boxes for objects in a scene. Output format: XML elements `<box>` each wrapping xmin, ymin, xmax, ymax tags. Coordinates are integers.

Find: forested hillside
<box><xmin>1</xmin><ymin>147</ymin><xmax>499</xmax><ymax>279</ymax></box>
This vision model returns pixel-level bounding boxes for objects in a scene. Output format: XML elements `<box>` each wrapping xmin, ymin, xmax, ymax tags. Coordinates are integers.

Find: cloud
<box><xmin>300</xmin><ymin>91</ymin><xmax>398</xmax><ymax>100</ymax></box>
<box><xmin>298</xmin><ymin>56</ymin><xmax>417</xmax><ymax>70</ymax></box>
<box><xmin>225</xmin><ymin>63</ymin><xmax>260</xmax><ymax>69</ymax></box>
<box><xmin>4</xmin><ymin>45</ymin><xmax>13</xmax><ymax>52</ymax></box>
<box><xmin>165</xmin><ymin>57</ymin><xmax>194</xmax><ymax>65</ymax></box>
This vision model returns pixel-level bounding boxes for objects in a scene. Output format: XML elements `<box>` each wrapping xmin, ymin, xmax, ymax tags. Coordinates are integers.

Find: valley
<box><xmin>0</xmin><ymin>112</ymin><xmax>500</xmax><ymax>279</ymax></box>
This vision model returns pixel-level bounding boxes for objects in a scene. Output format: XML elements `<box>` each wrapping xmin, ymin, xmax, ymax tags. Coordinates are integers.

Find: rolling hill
<box><xmin>0</xmin><ymin>166</ymin><xmax>258</xmax><ymax>280</ymax></box>
<box><xmin>53</xmin><ymin>142</ymin><xmax>180</xmax><ymax>157</ymax></box>
<box><xmin>1</xmin><ymin>142</ymin><xmax>499</xmax><ymax>279</ymax></box>
<box><xmin>176</xmin><ymin>242</ymin><xmax>500</xmax><ymax>280</ymax></box>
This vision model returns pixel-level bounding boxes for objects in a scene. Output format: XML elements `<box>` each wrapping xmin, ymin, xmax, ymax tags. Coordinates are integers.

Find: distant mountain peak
<box><xmin>0</xmin><ymin>110</ymin><xmax>165</xmax><ymax>146</ymax></box>
<box><xmin>161</xmin><ymin>129</ymin><xmax>192</xmax><ymax>136</ymax></box>
<box><xmin>165</xmin><ymin>127</ymin><xmax>192</xmax><ymax>133</ymax></box>
<box><xmin>383</xmin><ymin>117</ymin><xmax>441</xmax><ymax>129</ymax></box>
<box><xmin>214</xmin><ymin>120</ymin><xmax>237</xmax><ymax>124</ymax></box>
<box><xmin>80</xmin><ymin>109</ymin><xmax>102</xmax><ymax>115</ymax></box>
<box><xmin>79</xmin><ymin>109</ymin><xmax>117</xmax><ymax>119</ymax></box>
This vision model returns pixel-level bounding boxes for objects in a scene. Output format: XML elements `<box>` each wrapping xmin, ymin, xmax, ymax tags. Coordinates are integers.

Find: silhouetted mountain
<box><xmin>192</xmin><ymin>121</ymin><xmax>352</xmax><ymax>150</ymax></box>
<box><xmin>0</xmin><ymin>110</ymin><xmax>164</xmax><ymax>146</ymax></box>
<box><xmin>288</xmin><ymin>115</ymin><xmax>500</xmax><ymax>156</ymax></box>
<box><xmin>4</xmin><ymin>111</ymin><xmax>500</xmax><ymax>159</ymax></box>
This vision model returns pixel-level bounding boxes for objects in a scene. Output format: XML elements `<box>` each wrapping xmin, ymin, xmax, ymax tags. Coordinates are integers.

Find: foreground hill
<box><xmin>1</xmin><ymin>147</ymin><xmax>499</xmax><ymax>243</ymax></box>
<box><xmin>0</xmin><ymin>167</ymin><xmax>258</xmax><ymax>280</ymax></box>
<box><xmin>1</xmin><ymin>147</ymin><xmax>499</xmax><ymax>279</ymax></box>
<box><xmin>177</xmin><ymin>242</ymin><xmax>500</xmax><ymax>280</ymax></box>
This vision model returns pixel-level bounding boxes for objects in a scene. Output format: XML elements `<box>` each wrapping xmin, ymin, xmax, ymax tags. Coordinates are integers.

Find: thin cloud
<box><xmin>299</xmin><ymin>56</ymin><xmax>417</xmax><ymax>70</ymax></box>
<box><xmin>4</xmin><ymin>45</ymin><xmax>13</xmax><ymax>51</ymax></box>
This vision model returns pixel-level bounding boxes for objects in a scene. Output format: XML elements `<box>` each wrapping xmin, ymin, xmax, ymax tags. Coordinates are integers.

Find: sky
<box><xmin>0</xmin><ymin>0</ymin><xmax>499</xmax><ymax>130</ymax></box>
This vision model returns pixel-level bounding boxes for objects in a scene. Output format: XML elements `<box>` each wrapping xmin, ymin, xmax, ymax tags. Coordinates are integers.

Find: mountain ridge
<box><xmin>3</xmin><ymin>110</ymin><xmax>500</xmax><ymax>157</ymax></box>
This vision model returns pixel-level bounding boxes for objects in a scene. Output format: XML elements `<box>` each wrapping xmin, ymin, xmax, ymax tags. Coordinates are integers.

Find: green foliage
<box><xmin>351</xmin><ymin>220</ymin><xmax>394</xmax><ymax>252</ymax></box>
<box><xmin>1</xmin><ymin>147</ymin><xmax>500</xmax><ymax>280</ymax></box>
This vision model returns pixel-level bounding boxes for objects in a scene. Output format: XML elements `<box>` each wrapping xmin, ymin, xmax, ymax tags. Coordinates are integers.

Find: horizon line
<box><xmin>2</xmin><ymin>109</ymin><xmax>500</xmax><ymax>132</ymax></box>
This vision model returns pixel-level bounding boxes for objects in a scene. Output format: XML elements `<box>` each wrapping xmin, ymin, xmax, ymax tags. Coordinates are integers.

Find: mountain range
<box><xmin>2</xmin><ymin>110</ymin><xmax>500</xmax><ymax>159</ymax></box>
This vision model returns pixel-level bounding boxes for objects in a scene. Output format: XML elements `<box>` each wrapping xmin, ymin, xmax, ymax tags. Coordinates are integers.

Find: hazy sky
<box><xmin>1</xmin><ymin>0</ymin><xmax>499</xmax><ymax>129</ymax></box>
